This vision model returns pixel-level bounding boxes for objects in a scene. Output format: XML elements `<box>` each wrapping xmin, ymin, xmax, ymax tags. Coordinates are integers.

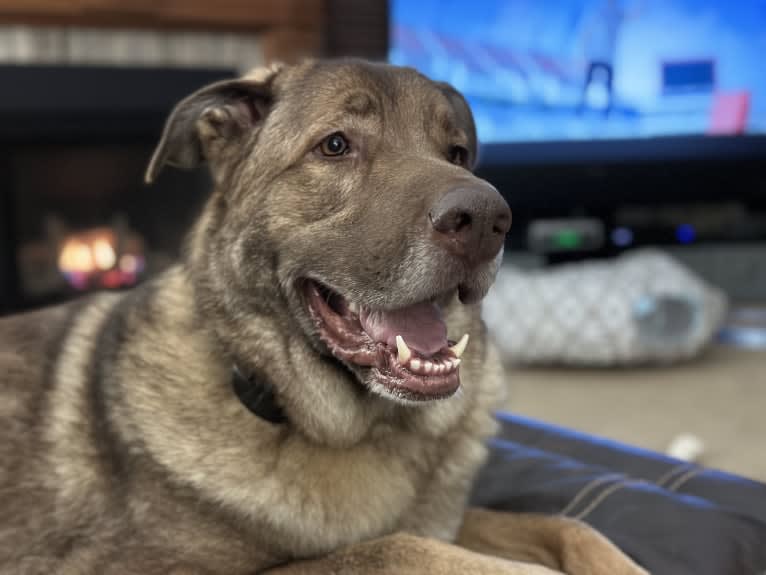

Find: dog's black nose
<box><xmin>430</xmin><ymin>184</ymin><xmax>511</xmax><ymax>264</ymax></box>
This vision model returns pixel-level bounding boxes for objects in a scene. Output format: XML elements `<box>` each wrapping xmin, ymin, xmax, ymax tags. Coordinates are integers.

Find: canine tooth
<box><xmin>348</xmin><ymin>301</ymin><xmax>359</xmax><ymax>314</ymax></box>
<box><xmin>452</xmin><ymin>358</ymin><xmax>461</xmax><ymax>369</ymax></box>
<box><xmin>449</xmin><ymin>333</ymin><xmax>470</xmax><ymax>358</ymax></box>
<box><xmin>396</xmin><ymin>335</ymin><xmax>412</xmax><ymax>364</ymax></box>
<box><xmin>410</xmin><ymin>358</ymin><xmax>421</xmax><ymax>371</ymax></box>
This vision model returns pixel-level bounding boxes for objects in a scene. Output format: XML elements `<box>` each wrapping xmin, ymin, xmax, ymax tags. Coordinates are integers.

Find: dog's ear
<box><xmin>436</xmin><ymin>82</ymin><xmax>479</xmax><ymax>170</ymax></box>
<box><xmin>145</xmin><ymin>65</ymin><xmax>283</xmax><ymax>184</ymax></box>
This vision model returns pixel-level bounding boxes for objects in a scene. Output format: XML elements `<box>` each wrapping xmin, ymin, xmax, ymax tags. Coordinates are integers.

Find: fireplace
<box><xmin>0</xmin><ymin>65</ymin><xmax>234</xmax><ymax>314</ymax></box>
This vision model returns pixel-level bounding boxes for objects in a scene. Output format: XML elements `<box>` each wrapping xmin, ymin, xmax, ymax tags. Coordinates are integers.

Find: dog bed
<box><xmin>471</xmin><ymin>413</ymin><xmax>766</xmax><ymax>575</ymax></box>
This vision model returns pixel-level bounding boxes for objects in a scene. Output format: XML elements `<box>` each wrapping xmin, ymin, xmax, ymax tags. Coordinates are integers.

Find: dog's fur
<box><xmin>0</xmin><ymin>60</ymin><xmax>646</xmax><ymax>574</ymax></box>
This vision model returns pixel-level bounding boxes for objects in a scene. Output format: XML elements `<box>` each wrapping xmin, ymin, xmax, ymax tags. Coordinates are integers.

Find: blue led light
<box><xmin>611</xmin><ymin>227</ymin><xmax>634</xmax><ymax>247</ymax></box>
<box><xmin>676</xmin><ymin>224</ymin><xmax>696</xmax><ymax>244</ymax></box>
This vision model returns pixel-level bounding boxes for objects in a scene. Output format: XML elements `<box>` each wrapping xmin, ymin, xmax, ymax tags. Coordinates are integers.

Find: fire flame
<box><xmin>57</xmin><ymin>227</ymin><xmax>144</xmax><ymax>290</ymax></box>
<box><xmin>58</xmin><ymin>228</ymin><xmax>117</xmax><ymax>273</ymax></box>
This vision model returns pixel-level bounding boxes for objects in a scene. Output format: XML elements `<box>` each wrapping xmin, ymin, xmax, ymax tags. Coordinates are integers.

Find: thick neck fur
<box><xmin>110</xmin><ymin>264</ymin><xmax>502</xmax><ymax>557</ymax></box>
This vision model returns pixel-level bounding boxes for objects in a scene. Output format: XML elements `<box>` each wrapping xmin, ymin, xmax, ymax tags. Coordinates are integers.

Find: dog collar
<box><xmin>231</xmin><ymin>364</ymin><xmax>287</xmax><ymax>424</ymax></box>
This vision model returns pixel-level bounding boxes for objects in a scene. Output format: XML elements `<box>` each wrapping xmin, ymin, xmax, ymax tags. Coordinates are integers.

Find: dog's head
<box><xmin>147</xmin><ymin>60</ymin><xmax>510</xmax><ymax>408</ymax></box>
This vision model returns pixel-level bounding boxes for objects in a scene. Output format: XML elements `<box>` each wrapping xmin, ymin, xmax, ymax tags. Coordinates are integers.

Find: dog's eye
<box><xmin>448</xmin><ymin>145</ymin><xmax>469</xmax><ymax>167</ymax></box>
<box><xmin>319</xmin><ymin>132</ymin><xmax>350</xmax><ymax>157</ymax></box>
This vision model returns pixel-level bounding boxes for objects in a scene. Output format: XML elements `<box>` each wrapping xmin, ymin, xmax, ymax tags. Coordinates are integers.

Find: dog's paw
<box><xmin>263</xmin><ymin>533</ymin><xmax>565</xmax><ymax>575</ymax></box>
<box><xmin>559</xmin><ymin>522</ymin><xmax>649</xmax><ymax>575</ymax></box>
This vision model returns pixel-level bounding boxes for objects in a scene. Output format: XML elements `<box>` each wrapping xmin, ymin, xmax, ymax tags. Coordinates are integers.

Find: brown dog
<box><xmin>0</xmin><ymin>60</ymin><xmax>647</xmax><ymax>575</ymax></box>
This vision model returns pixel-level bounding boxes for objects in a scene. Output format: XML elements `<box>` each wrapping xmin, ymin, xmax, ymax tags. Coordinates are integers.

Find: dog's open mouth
<box><xmin>303</xmin><ymin>280</ymin><xmax>468</xmax><ymax>401</ymax></box>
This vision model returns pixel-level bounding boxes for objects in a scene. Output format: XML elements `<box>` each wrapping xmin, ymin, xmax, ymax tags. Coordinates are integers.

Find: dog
<box><xmin>0</xmin><ymin>59</ymin><xmax>648</xmax><ymax>575</ymax></box>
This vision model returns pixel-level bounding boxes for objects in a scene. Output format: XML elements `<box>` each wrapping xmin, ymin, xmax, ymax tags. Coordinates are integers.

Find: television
<box><xmin>389</xmin><ymin>0</ymin><xmax>766</xmax><ymax>163</ymax></box>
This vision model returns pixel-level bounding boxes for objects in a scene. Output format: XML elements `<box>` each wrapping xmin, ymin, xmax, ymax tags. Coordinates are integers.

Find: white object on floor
<box><xmin>483</xmin><ymin>249</ymin><xmax>728</xmax><ymax>366</ymax></box>
<box><xmin>666</xmin><ymin>433</ymin><xmax>706</xmax><ymax>463</ymax></box>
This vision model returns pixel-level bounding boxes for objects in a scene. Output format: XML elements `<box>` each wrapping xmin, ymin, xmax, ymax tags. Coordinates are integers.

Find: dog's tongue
<box><xmin>360</xmin><ymin>302</ymin><xmax>448</xmax><ymax>357</ymax></box>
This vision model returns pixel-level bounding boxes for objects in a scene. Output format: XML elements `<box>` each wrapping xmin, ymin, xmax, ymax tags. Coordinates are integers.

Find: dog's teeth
<box><xmin>423</xmin><ymin>361</ymin><xmax>434</xmax><ymax>374</ymax></box>
<box><xmin>449</xmin><ymin>333</ymin><xmax>470</xmax><ymax>358</ymax></box>
<box><xmin>452</xmin><ymin>358</ymin><xmax>461</xmax><ymax>369</ymax></box>
<box><xmin>396</xmin><ymin>335</ymin><xmax>412</xmax><ymax>364</ymax></box>
<box><xmin>410</xmin><ymin>358</ymin><xmax>421</xmax><ymax>371</ymax></box>
<box><xmin>348</xmin><ymin>301</ymin><xmax>359</xmax><ymax>314</ymax></box>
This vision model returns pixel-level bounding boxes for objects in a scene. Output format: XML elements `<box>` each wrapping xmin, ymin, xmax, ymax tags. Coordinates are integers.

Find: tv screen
<box><xmin>390</xmin><ymin>0</ymin><xmax>766</xmax><ymax>149</ymax></box>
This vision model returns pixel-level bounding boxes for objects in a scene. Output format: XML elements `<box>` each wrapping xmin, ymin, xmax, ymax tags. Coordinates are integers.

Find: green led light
<box><xmin>553</xmin><ymin>230</ymin><xmax>582</xmax><ymax>249</ymax></box>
